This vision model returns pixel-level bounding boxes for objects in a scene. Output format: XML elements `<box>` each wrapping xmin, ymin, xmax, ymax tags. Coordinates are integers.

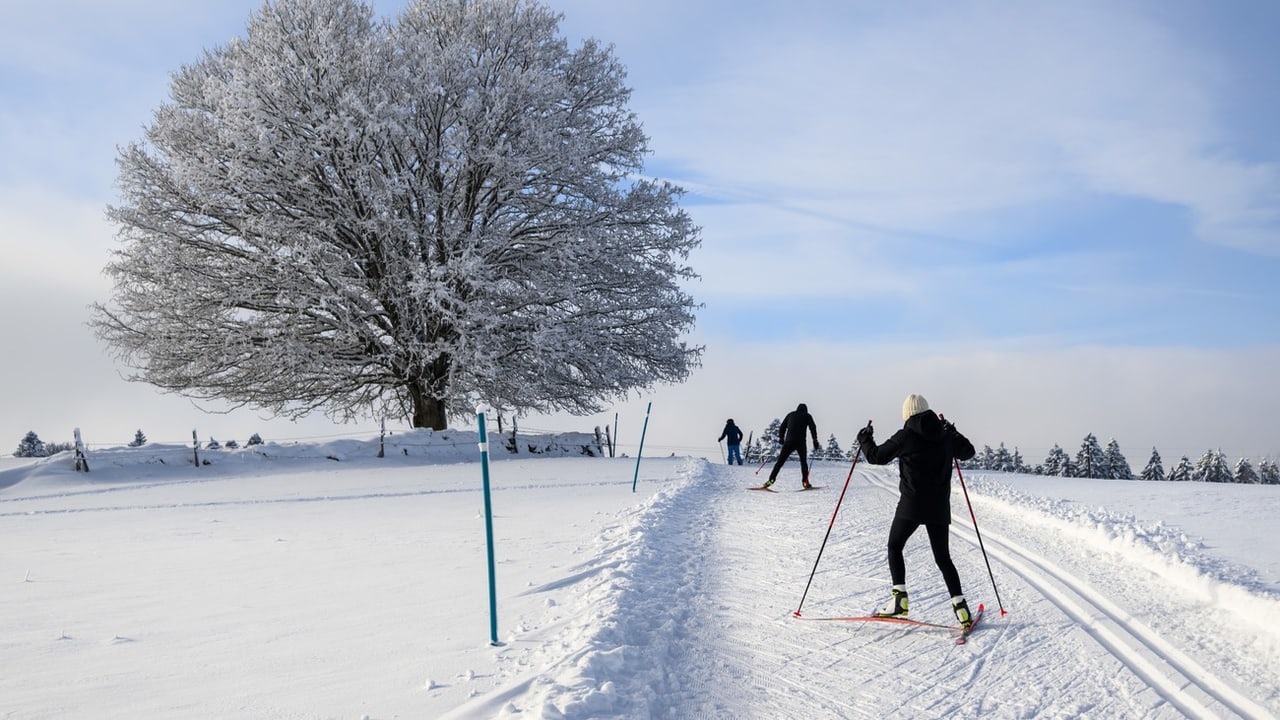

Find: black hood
<box><xmin>797</xmin><ymin>403</ymin><xmax>808</xmax><ymax>413</ymax></box>
<box><xmin>904</xmin><ymin>408</ymin><xmax>942</xmax><ymax>438</ymax></box>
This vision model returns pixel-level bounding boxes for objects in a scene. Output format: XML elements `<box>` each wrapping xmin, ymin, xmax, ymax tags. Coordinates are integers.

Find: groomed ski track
<box><xmin>489</xmin><ymin>459</ymin><xmax>1280</xmax><ymax>719</ymax></box>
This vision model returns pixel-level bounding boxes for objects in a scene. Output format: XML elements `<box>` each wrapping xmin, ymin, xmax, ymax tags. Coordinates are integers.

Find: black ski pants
<box><xmin>768</xmin><ymin>442</ymin><xmax>809</xmax><ymax>483</ymax></box>
<box><xmin>886</xmin><ymin>516</ymin><xmax>963</xmax><ymax>598</ymax></box>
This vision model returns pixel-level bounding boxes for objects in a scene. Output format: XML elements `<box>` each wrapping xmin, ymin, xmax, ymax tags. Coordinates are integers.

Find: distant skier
<box><xmin>718</xmin><ymin>418</ymin><xmax>744</xmax><ymax>465</ymax></box>
<box><xmin>763</xmin><ymin>403</ymin><xmax>820</xmax><ymax>489</ymax></box>
<box><xmin>857</xmin><ymin>394</ymin><xmax>977</xmax><ymax>628</ymax></box>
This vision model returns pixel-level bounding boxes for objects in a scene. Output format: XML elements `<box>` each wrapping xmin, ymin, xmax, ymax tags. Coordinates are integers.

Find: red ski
<box><xmin>955</xmin><ymin>604</ymin><xmax>985</xmax><ymax>645</ymax></box>
<box><xmin>797</xmin><ymin>603</ymin><xmax>985</xmax><ymax>645</ymax></box>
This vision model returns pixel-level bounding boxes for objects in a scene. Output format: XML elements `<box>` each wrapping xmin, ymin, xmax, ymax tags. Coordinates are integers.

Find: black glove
<box><xmin>941</xmin><ymin>418</ymin><xmax>958</xmax><ymax>436</ymax></box>
<box><xmin>813</xmin><ymin>440</ymin><xmax>821</xmax><ymax>451</ymax></box>
<box><xmin>856</xmin><ymin>426</ymin><xmax>874</xmax><ymax>446</ymax></box>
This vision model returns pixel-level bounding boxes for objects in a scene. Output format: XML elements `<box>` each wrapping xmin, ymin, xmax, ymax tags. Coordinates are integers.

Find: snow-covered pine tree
<box><xmin>14</xmin><ymin>431</ymin><xmax>46</xmax><ymax>458</ymax></box>
<box><xmin>1168</xmin><ymin>455</ymin><xmax>1195</xmax><ymax>481</ymax></box>
<box><xmin>90</xmin><ymin>0</ymin><xmax>701</xmax><ymax>432</ymax></box>
<box><xmin>1104</xmin><ymin>438</ymin><xmax>1133</xmax><ymax>479</ymax></box>
<box><xmin>1194</xmin><ymin>449</ymin><xmax>1233</xmax><ymax>483</ymax></box>
<box><xmin>247</xmin><ymin>433</ymin><xmax>264</xmax><ymax>446</ymax></box>
<box><xmin>128</xmin><ymin>429</ymin><xmax>147</xmax><ymax>447</ymax></box>
<box><xmin>1011</xmin><ymin>447</ymin><xmax>1027</xmax><ymax>473</ymax></box>
<box><xmin>1041</xmin><ymin>444</ymin><xmax>1069</xmax><ymax>477</ymax></box>
<box><xmin>1075</xmin><ymin>433</ymin><xmax>1107</xmax><ymax>479</ymax></box>
<box><xmin>1234</xmin><ymin>457</ymin><xmax>1259</xmax><ymax>484</ymax></box>
<box><xmin>823</xmin><ymin>434</ymin><xmax>843</xmax><ymax>464</ymax></box>
<box><xmin>1062</xmin><ymin>456</ymin><xmax>1080</xmax><ymax>478</ymax></box>
<box><xmin>977</xmin><ymin>445</ymin><xmax>995</xmax><ymax>470</ymax></box>
<box><xmin>1140</xmin><ymin>447</ymin><xmax>1165</xmax><ymax>482</ymax></box>
<box><xmin>758</xmin><ymin>419</ymin><xmax>782</xmax><ymax>463</ymax></box>
<box><xmin>992</xmin><ymin>443</ymin><xmax>1013</xmax><ymax>472</ymax></box>
<box><xmin>1259</xmin><ymin>459</ymin><xmax>1280</xmax><ymax>485</ymax></box>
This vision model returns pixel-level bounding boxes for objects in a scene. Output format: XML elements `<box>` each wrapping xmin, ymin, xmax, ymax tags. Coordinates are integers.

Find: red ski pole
<box><xmin>942</xmin><ymin>414</ymin><xmax>1007</xmax><ymax>617</ymax></box>
<box><xmin>793</xmin><ymin>421</ymin><xmax>871</xmax><ymax>618</ymax></box>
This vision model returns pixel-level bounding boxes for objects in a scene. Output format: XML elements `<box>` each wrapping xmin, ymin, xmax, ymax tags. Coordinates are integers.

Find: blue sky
<box><xmin>2</xmin><ymin>0</ymin><xmax>1278</xmax><ymax>466</ymax></box>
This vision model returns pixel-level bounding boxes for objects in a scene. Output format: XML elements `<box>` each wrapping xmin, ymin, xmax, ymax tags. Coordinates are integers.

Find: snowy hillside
<box><xmin>2</xmin><ymin>431</ymin><xmax>1278</xmax><ymax>719</ymax></box>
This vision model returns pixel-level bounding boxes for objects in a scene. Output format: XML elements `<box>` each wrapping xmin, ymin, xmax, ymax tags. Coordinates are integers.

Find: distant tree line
<box><xmin>738</xmin><ymin>421</ymin><xmax>1279</xmax><ymax>485</ymax></box>
<box><xmin>13</xmin><ymin>430</ymin><xmax>264</xmax><ymax>457</ymax></box>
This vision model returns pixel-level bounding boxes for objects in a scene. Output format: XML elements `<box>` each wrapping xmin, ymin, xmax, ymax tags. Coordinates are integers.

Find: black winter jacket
<box><xmin>861</xmin><ymin>409</ymin><xmax>975</xmax><ymax>524</ymax></box>
<box><xmin>779</xmin><ymin>404</ymin><xmax>819</xmax><ymax>449</ymax></box>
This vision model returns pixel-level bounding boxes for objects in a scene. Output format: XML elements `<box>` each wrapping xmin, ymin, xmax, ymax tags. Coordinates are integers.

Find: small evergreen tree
<box><xmin>14</xmin><ymin>431</ymin><xmax>46</xmax><ymax>458</ymax></box>
<box><xmin>1011</xmin><ymin>447</ymin><xmax>1027</xmax><ymax>474</ymax></box>
<box><xmin>1104</xmin><ymin>438</ymin><xmax>1133</xmax><ymax>479</ymax></box>
<box><xmin>758</xmin><ymin>419</ymin><xmax>782</xmax><ymax>463</ymax></box>
<box><xmin>992</xmin><ymin>443</ymin><xmax>1013</xmax><ymax>472</ymax></box>
<box><xmin>1194</xmin><ymin>449</ymin><xmax>1232</xmax><ymax>483</ymax></box>
<box><xmin>1234</xmin><ymin>457</ymin><xmax>1259</xmax><ymax>484</ymax></box>
<box><xmin>977</xmin><ymin>445</ymin><xmax>995</xmax><ymax>470</ymax></box>
<box><xmin>1139</xmin><ymin>448</ymin><xmax>1165</xmax><ymax>482</ymax></box>
<box><xmin>225</xmin><ymin>439</ymin><xmax>240</xmax><ymax>449</ymax></box>
<box><xmin>823</xmin><ymin>434</ymin><xmax>843</xmax><ymax>464</ymax></box>
<box><xmin>247</xmin><ymin>433</ymin><xmax>264</xmax><ymax>446</ymax></box>
<box><xmin>1042</xmin><ymin>444</ymin><xmax>1069</xmax><ymax>477</ymax></box>
<box><xmin>206</xmin><ymin>437</ymin><xmax>222</xmax><ymax>451</ymax></box>
<box><xmin>128</xmin><ymin>429</ymin><xmax>148</xmax><ymax>447</ymax></box>
<box><xmin>1168</xmin><ymin>455</ymin><xmax>1194</xmax><ymax>481</ymax></box>
<box><xmin>1075</xmin><ymin>433</ymin><xmax>1107</xmax><ymax>479</ymax></box>
<box><xmin>1259</xmin><ymin>459</ymin><xmax>1280</xmax><ymax>485</ymax></box>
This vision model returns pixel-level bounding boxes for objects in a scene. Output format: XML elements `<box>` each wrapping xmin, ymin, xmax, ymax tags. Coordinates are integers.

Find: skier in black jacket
<box><xmin>857</xmin><ymin>394</ymin><xmax>977</xmax><ymax>627</ymax></box>
<box><xmin>718</xmin><ymin>419</ymin><xmax>745</xmax><ymax>465</ymax></box>
<box><xmin>763</xmin><ymin>403</ymin><xmax>820</xmax><ymax>489</ymax></box>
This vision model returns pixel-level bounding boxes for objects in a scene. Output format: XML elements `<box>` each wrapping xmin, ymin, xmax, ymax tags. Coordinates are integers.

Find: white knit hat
<box><xmin>902</xmin><ymin>394</ymin><xmax>929</xmax><ymax>421</ymax></box>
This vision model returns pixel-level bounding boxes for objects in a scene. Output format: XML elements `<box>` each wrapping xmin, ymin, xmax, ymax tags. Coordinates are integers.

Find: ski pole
<box><xmin>794</xmin><ymin>421</ymin><xmax>870</xmax><ymax>618</ymax></box>
<box><xmin>754</xmin><ymin>453</ymin><xmax>772</xmax><ymax>475</ymax></box>
<box><xmin>953</xmin><ymin>455</ymin><xmax>1008</xmax><ymax>617</ymax></box>
<box><xmin>719</xmin><ymin>440</ymin><xmax>725</xmax><ymax>463</ymax></box>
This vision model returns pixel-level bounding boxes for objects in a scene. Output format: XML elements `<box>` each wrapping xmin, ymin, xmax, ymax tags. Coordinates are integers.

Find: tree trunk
<box><xmin>409</xmin><ymin>380</ymin><xmax>448</xmax><ymax>430</ymax></box>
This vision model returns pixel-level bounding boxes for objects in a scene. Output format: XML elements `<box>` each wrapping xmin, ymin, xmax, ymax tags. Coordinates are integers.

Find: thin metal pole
<box><xmin>476</xmin><ymin>408</ymin><xmax>502</xmax><ymax>644</ymax></box>
<box><xmin>631</xmin><ymin>402</ymin><xmax>651</xmax><ymax>493</ymax></box>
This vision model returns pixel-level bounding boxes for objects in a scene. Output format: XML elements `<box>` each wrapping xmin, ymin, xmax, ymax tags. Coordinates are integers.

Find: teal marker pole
<box><xmin>631</xmin><ymin>401</ymin><xmax>652</xmax><ymax>492</ymax></box>
<box><xmin>476</xmin><ymin>406</ymin><xmax>501</xmax><ymax>646</ymax></box>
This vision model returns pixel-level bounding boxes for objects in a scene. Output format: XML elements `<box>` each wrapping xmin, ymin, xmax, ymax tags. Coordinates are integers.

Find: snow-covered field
<box><xmin>2</xmin><ymin>431</ymin><xmax>1278</xmax><ymax>719</ymax></box>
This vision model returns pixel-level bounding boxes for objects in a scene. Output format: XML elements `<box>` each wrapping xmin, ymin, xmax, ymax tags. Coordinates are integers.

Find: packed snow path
<box><xmin>477</xmin><ymin>459</ymin><xmax>1280</xmax><ymax>719</ymax></box>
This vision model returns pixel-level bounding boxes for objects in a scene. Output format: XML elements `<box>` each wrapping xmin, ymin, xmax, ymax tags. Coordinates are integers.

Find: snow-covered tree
<box><xmin>992</xmin><ymin>443</ymin><xmax>1013</xmax><ymax>472</ymax></box>
<box><xmin>1104</xmin><ymin>438</ymin><xmax>1132</xmax><ymax>479</ymax></box>
<box><xmin>1234</xmin><ymin>457</ymin><xmax>1259</xmax><ymax>484</ymax></box>
<box><xmin>1042</xmin><ymin>444</ymin><xmax>1070</xmax><ymax>477</ymax></box>
<box><xmin>1075</xmin><ymin>433</ymin><xmax>1107</xmax><ymax>479</ymax></box>
<box><xmin>1011</xmin><ymin>447</ymin><xmax>1027</xmax><ymax>474</ymax></box>
<box><xmin>750</xmin><ymin>419</ymin><xmax>782</xmax><ymax>464</ymax></box>
<box><xmin>14</xmin><ymin>431</ymin><xmax>46</xmax><ymax>458</ymax></box>
<box><xmin>246</xmin><ymin>433</ymin><xmax>264</xmax><ymax>447</ymax></box>
<box><xmin>206</xmin><ymin>437</ymin><xmax>222</xmax><ymax>451</ymax></box>
<box><xmin>1260</xmin><ymin>459</ymin><xmax>1280</xmax><ymax>485</ymax></box>
<box><xmin>91</xmin><ymin>0</ymin><xmax>701</xmax><ymax>432</ymax></box>
<box><xmin>1194</xmin><ymin>449</ymin><xmax>1233</xmax><ymax>483</ymax></box>
<box><xmin>1168</xmin><ymin>455</ymin><xmax>1194</xmax><ymax>482</ymax></box>
<box><xmin>128</xmin><ymin>430</ymin><xmax>147</xmax><ymax>447</ymax></box>
<box><xmin>822</xmin><ymin>434</ymin><xmax>843</xmax><ymax>464</ymax></box>
<box><xmin>976</xmin><ymin>445</ymin><xmax>995</xmax><ymax>470</ymax></box>
<box><xmin>1139</xmin><ymin>448</ymin><xmax>1165</xmax><ymax>482</ymax></box>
